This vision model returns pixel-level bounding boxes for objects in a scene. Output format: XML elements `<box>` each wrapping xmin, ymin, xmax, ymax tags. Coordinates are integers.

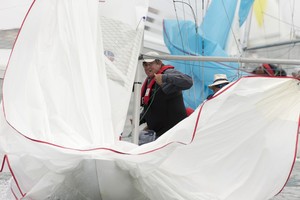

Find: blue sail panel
<box><xmin>200</xmin><ymin>0</ymin><xmax>238</xmax><ymax>49</ymax></box>
<box><xmin>239</xmin><ymin>0</ymin><xmax>254</xmax><ymax>26</ymax></box>
<box><xmin>163</xmin><ymin>20</ymin><xmax>239</xmax><ymax>109</ymax></box>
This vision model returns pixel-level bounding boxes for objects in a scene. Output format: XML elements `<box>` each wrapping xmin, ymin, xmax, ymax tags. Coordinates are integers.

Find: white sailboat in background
<box><xmin>0</xmin><ymin>0</ymin><xmax>299</xmax><ymax>200</ymax></box>
<box><xmin>244</xmin><ymin>0</ymin><xmax>300</xmax><ymax>60</ymax></box>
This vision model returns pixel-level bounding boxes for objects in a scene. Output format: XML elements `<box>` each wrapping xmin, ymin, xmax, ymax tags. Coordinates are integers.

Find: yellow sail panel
<box><xmin>253</xmin><ymin>0</ymin><xmax>268</xmax><ymax>27</ymax></box>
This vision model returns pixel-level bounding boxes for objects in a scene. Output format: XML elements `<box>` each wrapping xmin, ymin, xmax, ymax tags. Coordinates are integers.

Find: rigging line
<box><xmin>287</xmin><ymin>0</ymin><xmax>295</xmax><ymax>39</ymax></box>
<box><xmin>127</xmin><ymin>86</ymin><xmax>162</xmax><ymax>138</ymax></box>
<box><xmin>182</xmin><ymin>0</ymin><xmax>187</xmax><ymax>20</ymax></box>
<box><xmin>220</xmin><ymin>0</ymin><xmax>242</xmax><ymax>56</ymax></box>
<box><xmin>219</xmin><ymin>0</ymin><xmax>244</xmax><ymax>85</ymax></box>
<box><xmin>251</xmin><ymin>42</ymin><xmax>299</xmax><ymax>53</ymax></box>
<box><xmin>172</xmin><ymin>6</ymin><xmax>196</xmax><ymax>19</ymax></box>
<box><xmin>172</xmin><ymin>0</ymin><xmax>198</xmax><ymax>105</ymax></box>
<box><xmin>262</xmin><ymin>1</ymin><xmax>298</xmax><ymax>59</ymax></box>
<box><xmin>201</xmin><ymin>0</ymin><xmax>205</xmax><ymax>102</ymax></box>
<box><xmin>193</xmin><ymin>0</ymin><xmax>199</xmax><ymax>63</ymax></box>
<box><xmin>196</xmin><ymin>0</ymin><xmax>206</xmax><ymax>101</ymax></box>
<box><xmin>286</xmin><ymin>0</ymin><xmax>295</xmax><ymax>60</ymax></box>
<box><xmin>262</xmin><ymin>12</ymin><xmax>300</xmax><ymax>30</ymax></box>
<box><xmin>172</xmin><ymin>0</ymin><xmax>186</xmax><ymax>54</ymax></box>
<box><xmin>195</xmin><ymin>0</ymin><xmax>198</xmax><ymax>27</ymax></box>
<box><xmin>173</xmin><ymin>1</ymin><xmax>198</xmax><ymax>33</ymax></box>
<box><xmin>278</xmin><ymin>0</ymin><xmax>295</xmax><ymax>60</ymax></box>
<box><xmin>181</xmin><ymin>0</ymin><xmax>197</xmax><ymax>75</ymax></box>
<box><xmin>162</xmin><ymin>60</ymin><xmax>247</xmax><ymax>73</ymax></box>
<box><xmin>250</xmin><ymin>47</ymin><xmax>298</xmax><ymax>60</ymax></box>
<box><xmin>275</xmin><ymin>43</ymin><xmax>297</xmax><ymax>59</ymax></box>
<box><xmin>139</xmin><ymin>86</ymin><xmax>161</xmax><ymax>124</ymax></box>
<box><xmin>154</xmin><ymin>55</ymin><xmax>252</xmax><ymax>73</ymax></box>
<box><xmin>185</xmin><ymin>0</ymin><xmax>194</xmax><ymax>52</ymax></box>
<box><xmin>290</xmin><ymin>0</ymin><xmax>296</xmax><ymax>48</ymax></box>
<box><xmin>192</xmin><ymin>0</ymin><xmax>199</xmax><ymax>56</ymax></box>
<box><xmin>256</xmin><ymin>0</ymin><xmax>270</xmax><ymax>58</ymax></box>
<box><xmin>200</xmin><ymin>0</ymin><xmax>204</xmax><ymax>53</ymax></box>
<box><xmin>215</xmin><ymin>61</ymin><xmax>253</xmax><ymax>75</ymax></box>
<box><xmin>180</xmin><ymin>1</ymin><xmax>190</xmax><ymax>57</ymax></box>
<box><xmin>188</xmin><ymin>0</ymin><xmax>192</xmax><ymax>22</ymax></box>
<box><xmin>136</xmin><ymin>16</ymin><xmax>146</xmax><ymax>31</ymax></box>
<box><xmin>177</xmin><ymin>2</ymin><xmax>190</xmax><ymax>56</ymax></box>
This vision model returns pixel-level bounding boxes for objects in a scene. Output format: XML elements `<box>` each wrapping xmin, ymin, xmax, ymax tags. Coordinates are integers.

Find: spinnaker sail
<box><xmin>0</xmin><ymin>0</ymin><xmax>299</xmax><ymax>200</ymax></box>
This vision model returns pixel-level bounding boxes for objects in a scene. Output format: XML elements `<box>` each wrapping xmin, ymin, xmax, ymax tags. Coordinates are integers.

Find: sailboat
<box><xmin>0</xmin><ymin>0</ymin><xmax>299</xmax><ymax>200</ymax></box>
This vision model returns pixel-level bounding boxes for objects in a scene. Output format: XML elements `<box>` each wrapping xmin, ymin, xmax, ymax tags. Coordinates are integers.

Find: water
<box><xmin>1</xmin><ymin>160</ymin><xmax>299</xmax><ymax>200</ymax></box>
<box><xmin>270</xmin><ymin>159</ymin><xmax>300</xmax><ymax>200</ymax></box>
<box><xmin>0</xmin><ymin>172</ymin><xmax>12</xmax><ymax>200</ymax></box>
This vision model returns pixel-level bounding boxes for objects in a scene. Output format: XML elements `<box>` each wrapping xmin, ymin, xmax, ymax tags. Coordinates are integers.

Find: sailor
<box><xmin>252</xmin><ymin>63</ymin><xmax>287</xmax><ymax>76</ymax></box>
<box><xmin>207</xmin><ymin>74</ymin><xmax>230</xmax><ymax>100</ymax></box>
<box><xmin>292</xmin><ymin>70</ymin><xmax>300</xmax><ymax>79</ymax></box>
<box><xmin>140</xmin><ymin>51</ymin><xmax>193</xmax><ymax>142</ymax></box>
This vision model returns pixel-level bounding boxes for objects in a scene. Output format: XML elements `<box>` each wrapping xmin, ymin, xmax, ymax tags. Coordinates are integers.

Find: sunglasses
<box><xmin>214</xmin><ymin>83</ymin><xmax>228</xmax><ymax>89</ymax></box>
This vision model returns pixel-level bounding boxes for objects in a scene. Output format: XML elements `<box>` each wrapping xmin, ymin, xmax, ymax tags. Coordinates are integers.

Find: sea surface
<box><xmin>1</xmin><ymin>160</ymin><xmax>300</xmax><ymax>200</ymax></box>
<box><xmin>270</xmin><ymin>159</ymin><xmax>300</xmax><ymax>200</ymax></box>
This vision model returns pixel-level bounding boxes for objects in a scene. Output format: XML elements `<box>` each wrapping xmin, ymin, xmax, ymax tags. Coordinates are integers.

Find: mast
<box><xmin>132</xmin><ymin>60</ymin><xmax>142</xmax><ymax>144</ymax></box>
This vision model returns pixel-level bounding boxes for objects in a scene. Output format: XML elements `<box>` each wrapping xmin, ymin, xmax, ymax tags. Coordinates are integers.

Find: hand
<box><xmin>154</xmin><ymin>73</ymin><xmax>163</xmax><ymax>85</ymax></box>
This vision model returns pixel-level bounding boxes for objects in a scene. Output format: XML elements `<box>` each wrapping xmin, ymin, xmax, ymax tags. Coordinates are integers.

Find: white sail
<box><xmin>244</xmin><ymin>0</ymin><xmax>300</xmax><ymax>62</ymax></box>
<box><xmin>3</xmin><ymin>0</ymin><xmax>115</xmax><ymax>147</ymax></box>
<box><xmin>0</xmin><ymin>0</ymin><xmax>299</xmax><ymax>200</ymax></box>
<box><xmin>0</xmin><ymin>0</ymin><xmax>148</xmax><ymax>199</ymax></box>
<box><xmin>99</xmin><ymin>0</ymin><xmax>148</xmax><ymax>138</ymax></box>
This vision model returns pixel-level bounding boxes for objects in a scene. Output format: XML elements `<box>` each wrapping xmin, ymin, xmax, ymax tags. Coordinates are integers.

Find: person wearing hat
<box><xmin>207</xmin><ymin>74</ymin><xmax>230</xmax><ymax>100</ymax></box>
<box><xmin>140</xmin><ymin>51</ymin><xmax>193</xmax><ymax>140</ymax></box>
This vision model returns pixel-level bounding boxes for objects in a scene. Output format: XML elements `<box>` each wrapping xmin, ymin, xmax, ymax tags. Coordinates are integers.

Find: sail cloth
<box><xmin>239</xmin><ymin>0</ymin><xmax>255</xmax><ymax>26</ymax></box>
<box><xmin>0</xmin><ymin>0</ymin><xmax>300</xmax><ymax>200</ymax></box>
<box><xmin>1</xmin><ymin>74</ymin><xmax>300</xmax><ymax>199</ymax></box>
<box><xmin>246</xmin><ymin>0</ymin><xmax>300</xmax><ymax>59</ymax></box>
<box><xmin>98</xmin><ymin>0</ymin><xmax>148</xmax><ymax>137</ymax></box>
<box><xmin>2</xmin><ymin>0</ymin><xmax>147</xmax><ymax>147</ymax></box>
<box><xmin>163</xmin><ymin>0</ymin><xmax>248</xmax><ymax>109</ymax></box>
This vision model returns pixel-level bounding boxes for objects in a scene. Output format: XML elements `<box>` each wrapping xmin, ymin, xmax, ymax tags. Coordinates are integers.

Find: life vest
<box><xmin>185</xmin><ymin>107</ymin><xmax>194</xmax><ymax>116</ymax></box>
<box><xmin>141</xmin><ymin>65</ymin><xmax>174</xmax><ymax>105</ymax></box>
<box><xmin>262</xmin><ymin>63</ymin><xmax>275</xmax><ymax>76</ymax></box>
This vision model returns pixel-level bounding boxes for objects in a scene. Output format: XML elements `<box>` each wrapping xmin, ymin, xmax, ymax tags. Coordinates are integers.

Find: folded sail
<box><xmin>0</xmin><ymin>0</ymin><xmax>299</xmax><ymax>199</ymax></box>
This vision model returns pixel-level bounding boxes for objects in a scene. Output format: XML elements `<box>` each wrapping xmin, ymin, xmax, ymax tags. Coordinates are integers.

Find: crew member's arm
<box><xmin>157</xmin><ymin>69</ymin><xmax>193</xmax><ymax>94</ymax></box>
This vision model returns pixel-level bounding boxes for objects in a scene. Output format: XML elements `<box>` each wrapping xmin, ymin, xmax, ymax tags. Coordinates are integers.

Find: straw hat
<box><xmin>208</xmin><ymin>74</ymin><xmax>229</xmax><ymax>88</ymax></box>
<box><xmin>143</xmin><ymin>51</ymin><xmax>159</xmax><ymax>63</ymax></box>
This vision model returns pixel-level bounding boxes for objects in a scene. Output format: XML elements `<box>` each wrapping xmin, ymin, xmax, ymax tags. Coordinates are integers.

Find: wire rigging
<box><xmin>173</xmin><ymin>1</ymin><xmax>198</xmax><ymax>34</ymax></box>
<box><xmin>250</xmin><ymin>0</ymin><xmax>299</xmax><ymax>61</ymax></box>
<box><xmin>172</xmin><ymin>0</ymin><xmax>186</xmax><ymax>55</ymax></box>
<box><xmin>220</xmin><ymin>0</ymin><xmax>242</xmax><ymax>56</ymax></box>
<box><xmin>172</xmin><ymin>0</ymin><xmax>200</xmax><ymax>103</ymax></box>
<box><xmin>201</xmin><ymin>0</ymin><xmax>205</xmax><ymax>102</ymax></box>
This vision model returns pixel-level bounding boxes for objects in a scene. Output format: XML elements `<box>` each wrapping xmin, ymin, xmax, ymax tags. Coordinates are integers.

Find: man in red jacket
<box><xmin>140</xmin><ymin>52</ymin><xmax>193</xmax><ymax>141</ymax></box>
